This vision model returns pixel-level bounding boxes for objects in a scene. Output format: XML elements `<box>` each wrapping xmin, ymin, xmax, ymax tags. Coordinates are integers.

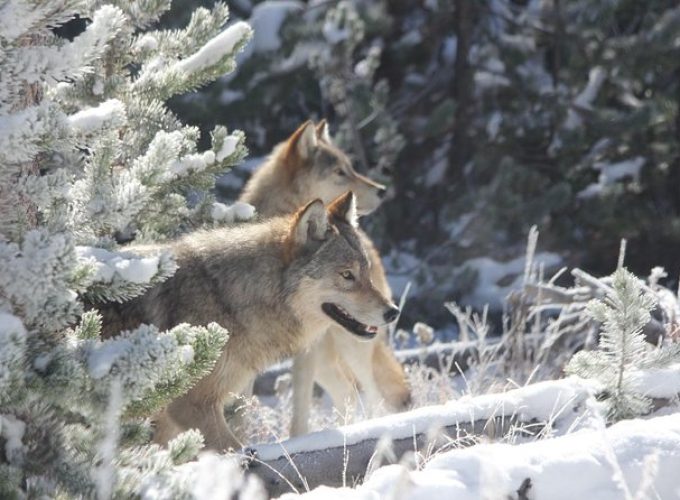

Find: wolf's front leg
<box><xmin>290</xmin><ymin>348</ymin><xmax>317</xmax><ymax>437</ymax></box>
<box><xmin>331</xmin><ymin>331</ymin><xmax>383</xmax><ymax>417</ymax></box>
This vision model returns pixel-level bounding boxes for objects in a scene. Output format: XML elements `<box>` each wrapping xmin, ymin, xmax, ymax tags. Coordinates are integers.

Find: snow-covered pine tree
<box><xmin>309</xmin><ymin>1</ymin><xmax>404</xmax><ymax>179</ymax></box>
<box><xmin>0</xmin><ymin>1</ymin><xmax>254</xmax><ymax>497</ymax></box>
<box><xmin>566</xmin><ymin>268</ymin><xmax>680</xmax><ymax>422</ymax></box>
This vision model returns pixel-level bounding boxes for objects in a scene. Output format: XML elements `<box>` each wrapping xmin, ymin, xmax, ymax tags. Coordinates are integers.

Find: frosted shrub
<box><xmin>566</xmin><ymin>268</ymin><xmax>680</xmax><ymax>421</ymax></box>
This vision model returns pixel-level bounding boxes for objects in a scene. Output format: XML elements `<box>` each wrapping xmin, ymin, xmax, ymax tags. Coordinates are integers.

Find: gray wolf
<box><xmin>98</xmin><ymin>192</ymin><xmax>399</xmax><ymax>451</ymax></box>
<box><xmin>240</xmin><ymin>120</ymin><xmax>411</xmax><ymax>436</ymax></box>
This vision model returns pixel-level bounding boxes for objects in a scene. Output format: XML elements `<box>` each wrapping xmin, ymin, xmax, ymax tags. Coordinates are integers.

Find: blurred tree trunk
<box><xmin>674</xmin><ymin>64</ymin><xmax>680</xmax><ymax>212</ymax></box>
<box><xmin>447</xmin><ymin>0</ymin><xmax>475</xmax><ymax>181</ymax></box>
<box><xmin>430</xmin><ymin>0</ymin><xmax>475</xmax><ymax>237</ymax></box>
<box><xmin>676</xmin><ymin>66</ymin><xmax>680</xmax><ymax>149</ymax></box>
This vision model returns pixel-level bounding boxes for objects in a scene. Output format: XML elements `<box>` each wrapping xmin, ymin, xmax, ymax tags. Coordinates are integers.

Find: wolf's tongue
<box><xmin>367</xmin><ymin>326</ymin><xmax>378</xmax><ymax>333</ymax></box>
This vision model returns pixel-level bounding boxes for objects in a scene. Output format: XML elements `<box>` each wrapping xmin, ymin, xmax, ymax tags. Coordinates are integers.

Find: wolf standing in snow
<box><xmin>98</xmin><ymin>192</ymin><xmax>399</xmax><ymax>451</ymax></box>
<box><xmin>240</xmin><ymin>120</ymin><xmax>411</xmax><ymax>436</ymax></box>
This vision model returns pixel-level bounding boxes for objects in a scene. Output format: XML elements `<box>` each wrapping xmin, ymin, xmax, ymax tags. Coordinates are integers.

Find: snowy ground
<box><xmin>168</xmin><ymin>364</ymin><xmax>680</xmax><ymax>500</ymax></box>
<box><xmin>281</xmin><ymin>413</ymin><xmax>680</xmax><ymax>500</ymax></box>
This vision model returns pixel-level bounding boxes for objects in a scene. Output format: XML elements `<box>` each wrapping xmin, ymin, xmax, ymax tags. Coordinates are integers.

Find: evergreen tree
<box><xmin>566</xmin><ymin>268</ymin><xmax>680</xmax><ymax>422</ymax></box>
<box><xmin>0</xmin><ymin>1</ymin><xmax>253</xmax><ymax>496</ymax></box>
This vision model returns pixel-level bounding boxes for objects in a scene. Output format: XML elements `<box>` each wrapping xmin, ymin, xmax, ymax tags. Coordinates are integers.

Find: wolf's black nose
<box><xmin>377</xmin><ymin>187</ymin><xmax>387</xmax><ymax>198</ymax></box>
<box><xmin>384</xmin><ymin>306</ymin><xmax>400</xmax><ymax>323</ymax></box>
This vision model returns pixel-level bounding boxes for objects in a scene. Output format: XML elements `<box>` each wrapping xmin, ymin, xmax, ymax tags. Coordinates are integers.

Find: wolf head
<box><xmin>286</xmin><ymin>192</ymin><xmax>399</xmax><ymax>339</ymax></box>
<box><xmin>280</xmin><ymin>120</ymin><xmax>386</xmax><ymax>216</ymax></box>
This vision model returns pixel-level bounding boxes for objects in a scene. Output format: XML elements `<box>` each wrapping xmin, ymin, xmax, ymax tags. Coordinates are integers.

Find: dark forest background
<box><xmin>68</xmin><ymin>0</ymin><xmax>680</xmax><ymax>330</ymax></box>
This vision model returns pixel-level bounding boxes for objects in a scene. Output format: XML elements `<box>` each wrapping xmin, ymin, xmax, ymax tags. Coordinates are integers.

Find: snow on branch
<box><xmin>49</xmin><ymin>321</ymin><xmax>228</xmax><ymax>418</ymax></box>
<box><xmin>0</xmin><ymin>0</ymin><xmax>82</xmax><ymax>44</ymax></box>
<box><xmin>0</xmin><ymin>230</ymin><xmax>82</xmax><ymax>331</ymax></box>
<box><xmin>133</xmin><ymin>21</ymin><xmax>252</xmax><ymax>100</ymax></box>
<box><xmin>174</xmin><ymin>21</ymin><xmax>253</xmax><ymax>75</ymax></box>
<box><xmin>211</xmin><ymin>201</ymin><xmax>256</xmax><ymax>223</ymax></box>
<box><xmin>76</xmin><ymin>246</ymin><xmax>177</xmax><ymax>303</ymax></box>
<box><xmin>0</xmin><ymin>313</ymin><xmax>27</xmax><ymax>405</ymax></box>
<box><xmin>1</xmin><ymin>5</ymin><xmax>125</xmax><ymax>106</ymax></box>
<box><xmin>137</xmin><ymin>2</ymin><xmax>230</xmax><ymax>60</ymax></box>
<box><xmin>68</xmin><ymin>99</ymin><xmax>126</xmax><ymax>135</ymax></box>
<box><xmin>0</xmin><ymin>318</ymin><xmax>224</xmax><ymax>444</ymax></box>
<box><xmin>0</xmin><ymin>103</ymin><xmax>71</xmax><ymax>166</ymax></box>
<box><xmin>563</xmin><ymin>66</ymin><xmax>606</xmax><ymax>130</ymax></box>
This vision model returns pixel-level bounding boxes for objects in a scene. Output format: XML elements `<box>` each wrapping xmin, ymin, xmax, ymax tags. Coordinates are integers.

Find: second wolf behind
<box><xmin>240</xmin><ymin>120</ymin><xmax>411</xmax><ymax>436</ymax></box>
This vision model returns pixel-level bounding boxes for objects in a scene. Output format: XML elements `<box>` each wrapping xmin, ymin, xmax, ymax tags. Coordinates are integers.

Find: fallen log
<box><xmin>244</xmin><ymin>378</ymin><xmax>597</xmax><ymax>497</ymax></box>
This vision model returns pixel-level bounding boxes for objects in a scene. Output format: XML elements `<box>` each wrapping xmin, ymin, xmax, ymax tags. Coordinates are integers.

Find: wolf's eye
<box><xmin>335</xmin><ymin>168</ymin><xmax>346</xmax><ymax>177</ymax></box>
<box><xmin>340</xmin><ymin>270</ymin><xmax>355</xmax><ymax>281</ymax></box>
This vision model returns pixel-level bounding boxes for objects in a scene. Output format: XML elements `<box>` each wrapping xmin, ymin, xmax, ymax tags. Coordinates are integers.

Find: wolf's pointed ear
<box><xmin>291</xmin><ymin>199</ymin><xmax>329</xmax><ymax>249</ymax></box>
<box><xmin>285</xmin><ymin>120</ymin><xmax>318</xmax><ymax>162</ymax></box>
<box><xmin>315</xmin><ymin>119</ymin><xmax>332</xmax><ymax>143</ymax></box>
<box><xmin>328</xmin><ymin>191</ymin><xmax>358</xmax><ymax>227</ymax></box>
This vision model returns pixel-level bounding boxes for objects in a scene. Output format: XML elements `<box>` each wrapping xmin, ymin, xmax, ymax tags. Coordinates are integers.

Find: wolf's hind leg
<box><xmin>152</xmin><ymin>408</ymin><xmax>183</xmax><ymax>446</ymax></box>
<box><xmin>165</xmin><ymin>394</ymin><xmax>240</xmax><ymax>452</ymax></box>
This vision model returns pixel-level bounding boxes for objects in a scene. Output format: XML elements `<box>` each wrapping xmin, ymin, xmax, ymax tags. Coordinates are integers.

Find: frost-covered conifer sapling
<box><xmin>566</xmin><ymin>267</ymin><xmax>680</xmax><ymax>422</ymax></box>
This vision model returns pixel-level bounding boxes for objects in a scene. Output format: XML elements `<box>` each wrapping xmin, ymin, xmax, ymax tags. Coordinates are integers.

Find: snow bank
<box><xmin>283</xmin><ymin>414</ymin><xmax>680</xmax><ymax>500</ymax></box>
<box><xmin>253</xmin><ymin>378</ymin><xmax>598</xmax><ymax>461</ymax></box>
<box><xmin>77</xmin><ymin>246</ymin><xmax>160</xmax><ymax>285</ymax></box>
<box><xmin>458</xmin><ymin>252</ymin><xmax>562</xmax><ymax>310</ymax></box>
<box><xmin>629</xmin><ymin>363</ymin><xmax>680</xmax><ymax>399</ymax></box>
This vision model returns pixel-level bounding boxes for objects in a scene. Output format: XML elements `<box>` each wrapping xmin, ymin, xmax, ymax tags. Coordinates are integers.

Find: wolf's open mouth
<box><xmin>322</xmin><ymin>303</ymin><xmax>378</xmax><ymax>339</ymax></box>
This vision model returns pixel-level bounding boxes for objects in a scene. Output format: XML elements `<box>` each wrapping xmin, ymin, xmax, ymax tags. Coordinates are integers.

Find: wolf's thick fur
<box><xmin>240</xmin><ymin>121</ymin><xmax>411</xmax><ymax>436</ymax></box>
<box><xmin>98</xmin><ymin>193</ymin><xmax>397</xmax><ymax>451</ymax></box>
